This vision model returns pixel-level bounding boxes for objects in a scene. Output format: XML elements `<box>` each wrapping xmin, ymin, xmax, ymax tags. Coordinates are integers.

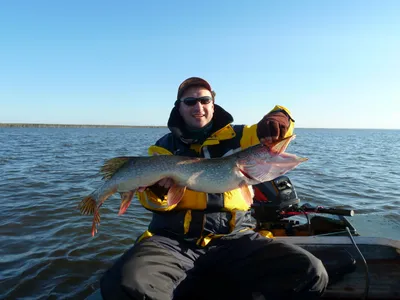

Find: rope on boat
<box><xmin>346</xmin><ymin>226</ymin><xmax>370</xmax><ymax>300</ymax></box>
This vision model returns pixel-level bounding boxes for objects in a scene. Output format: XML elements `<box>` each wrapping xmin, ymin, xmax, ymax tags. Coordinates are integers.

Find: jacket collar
<box><xmin>167</xmin><ymin>104</ymin><xmax>234</xmax><ymax>144</ymax></box>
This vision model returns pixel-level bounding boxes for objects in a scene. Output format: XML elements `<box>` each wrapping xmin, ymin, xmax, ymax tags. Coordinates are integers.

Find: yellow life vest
<box><xmin>136</xmin><ymin>105</ymin><xmax>294</xmax><ymax>246</ymax></box>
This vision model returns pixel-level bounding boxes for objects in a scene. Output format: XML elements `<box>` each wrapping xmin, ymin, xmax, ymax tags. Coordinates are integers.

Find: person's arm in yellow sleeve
<box><xmin>240</xmin><ymin>105</ymin><xmax>295</xmax><ymax>149</ymax></box>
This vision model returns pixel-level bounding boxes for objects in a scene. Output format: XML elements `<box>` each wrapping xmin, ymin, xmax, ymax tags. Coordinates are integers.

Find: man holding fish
<box><xmin>94</xmin><ymin>77</ymin><xmax>329</xmax><ymax>299</ymax></box>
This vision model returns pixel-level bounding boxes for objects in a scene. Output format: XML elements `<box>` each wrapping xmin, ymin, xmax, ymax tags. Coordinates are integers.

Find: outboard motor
<box><xmin>251</xmin><ymin>176</ymin><xmax>358</xmax><ymax>286</ymax></box>
<box><xmin>251</xmin><ymin>175</ymin><xmax>300</xmax><ymax>222</ymax></box>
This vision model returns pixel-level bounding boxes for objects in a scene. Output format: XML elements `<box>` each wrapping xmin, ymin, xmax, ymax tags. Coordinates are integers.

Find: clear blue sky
<box><xmin>1</xmin><ymin>1</ymin><xmax>399</xmax><ymax>129</ymax></box>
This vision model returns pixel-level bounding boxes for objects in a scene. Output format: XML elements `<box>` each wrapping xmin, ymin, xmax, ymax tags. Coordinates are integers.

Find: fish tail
<box><xmin>78</xmin><ymin>195</ymin><xmax>97</xmax><ymax>215</ymax></box>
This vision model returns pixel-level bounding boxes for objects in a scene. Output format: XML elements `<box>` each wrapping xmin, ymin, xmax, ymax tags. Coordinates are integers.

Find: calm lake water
<box><xmin>1</xmin><ymin>127</ymin><xmax>399</xmax><ymax>299</ymax></box>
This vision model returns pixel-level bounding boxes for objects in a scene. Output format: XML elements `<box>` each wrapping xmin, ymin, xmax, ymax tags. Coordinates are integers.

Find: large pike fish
<box><xmin>79</xmin><ymin>135</ymin><xmax>307</xmax><ymax>236</ymax></box>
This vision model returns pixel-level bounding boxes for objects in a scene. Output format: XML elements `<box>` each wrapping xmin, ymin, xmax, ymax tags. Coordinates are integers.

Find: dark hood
<box><xmin>167</xmin><ymin>104</ymin><xmax>234</xmax><ymax>144</ymax></box>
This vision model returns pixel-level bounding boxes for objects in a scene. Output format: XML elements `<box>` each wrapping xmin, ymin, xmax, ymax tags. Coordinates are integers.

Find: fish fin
<box><xmin>239</xmin><ymin>182</ymin><xmax>254</xmax><ymax>205</ymax></box>
<box><xmin>91</xmin><ymin>209</ymin><xmax>100</xmax><ymax>237</ymax></box>
<box><xmin>167</xmin><ymin>184</ymin><xmax>186</xmax><ymax>206</ymax></box>
<box><xmin>96</xmin><ymin>186</ymin><xmax>118</xmax><ymax>212</ymax></box>
<box><xmin>118</xmin><ymin>190</ymin><xmax>136</xmax><ymax>216</ymax></box>
<box><xmin>78</xmin><ymin>195</ymin><xmax>96</xmax><ymax>215</ymax></box>
<box><xmin>88</xmin><ymin>187</ymin><xmax>117</xmax><ymax>236</ymax></box>
<box><xmin>100</xmin><ymin>157</ymin><xmax>132</xmax><ymax>180</ymax></box>
<box><xmin>268</xmin><ymin>135</ymin><xmax>296</xmax><ymax>155</ymax></box>
<box><xmin>137</xmin><ymin>187</ymin><xmax>147</xmax><ymax>192</ymax></box>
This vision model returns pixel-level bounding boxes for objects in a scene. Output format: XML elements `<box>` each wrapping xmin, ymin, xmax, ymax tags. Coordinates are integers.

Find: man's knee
<box><xmin>297</xmin><ymin>251</ymin><xmax>329</xmax><ymax>297</ymax></box>
<box><xmin>100</xmin><ymin>238</ymin><xmax>190</xmax><ymax>300</ymax></box>
<box><xmin>100</xmin><ymin>245</ymin><xmax>142</xmax><ymax>300</ymax></box>
<box><xmin>259</xmin><ymin>240</ymin><xmax>329</xmax><ymax>297</ymax></box>
<box><xmin>313</xmin><ymin>257</ymin><xmax>329</xmax><ymax>293</ymax></box>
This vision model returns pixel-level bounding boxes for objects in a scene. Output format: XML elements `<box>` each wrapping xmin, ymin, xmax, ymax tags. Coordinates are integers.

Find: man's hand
<box><xmin>145</xmin><ymin>177</ymin><xmax>174</xmax><ymax>199</ymax></box>
<box><xmin>257</xmin><ymin>111</ymin><xmax>290</xmax><ymax>145</ymax></box>
<box><xmin>157</xmin><ymin>177</ymin><xmax>174</xmax><ymax>189</ymax></box>
<box><xmin>152</xmin><ymin>152</ymin><xmax>175</xmax><ymax>188</ymax></box>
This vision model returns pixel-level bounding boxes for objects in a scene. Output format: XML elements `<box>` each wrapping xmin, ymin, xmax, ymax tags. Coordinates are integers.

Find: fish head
<box><xmin>236</xmin><ymin>136</ymin><xmax>308</xmax><ymax>183</ymax></box>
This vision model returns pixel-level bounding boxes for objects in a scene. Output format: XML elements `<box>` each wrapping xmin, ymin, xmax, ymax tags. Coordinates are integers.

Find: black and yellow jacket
<box><xmin>137</xmin><ymin>104</ymin><xmax>294</xmax><ymax>246</ymax></box>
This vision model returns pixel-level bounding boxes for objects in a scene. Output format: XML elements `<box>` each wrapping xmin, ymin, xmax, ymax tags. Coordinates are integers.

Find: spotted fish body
<box><xmin>79</xmin><ymin>135</ymin><xmax>307</xmax><ymax>236</ymax></box>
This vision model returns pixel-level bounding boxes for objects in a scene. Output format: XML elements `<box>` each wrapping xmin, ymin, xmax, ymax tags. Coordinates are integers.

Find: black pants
<box><xmin>100</xmin><ymin>231</ymin><xmax>328</xmax><ymax>300</ymax></box>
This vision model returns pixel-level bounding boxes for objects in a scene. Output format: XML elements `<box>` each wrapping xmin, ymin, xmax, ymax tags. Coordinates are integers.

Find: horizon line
<box><xmin>0</xmin><ymin>123</ymin><xmax>399</xmax><ymax>130</ymax></box>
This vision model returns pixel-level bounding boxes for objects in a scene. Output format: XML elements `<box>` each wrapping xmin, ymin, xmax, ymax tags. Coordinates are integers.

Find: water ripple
<box><xmin>0</xmin><ymin>127</ymin><xmax>399</xmax><ymax>299</ymax></box>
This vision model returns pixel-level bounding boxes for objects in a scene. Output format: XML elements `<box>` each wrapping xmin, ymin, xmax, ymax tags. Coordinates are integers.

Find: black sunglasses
<box><xmin>180</xmin><ymin>96</ymin><xmax>213</xmax><ymax>106</ymax></box>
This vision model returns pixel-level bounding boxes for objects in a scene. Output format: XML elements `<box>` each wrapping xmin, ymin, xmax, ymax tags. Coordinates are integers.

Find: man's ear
<box><xmin>211</xmin><ymin>90</ymin><xmax>216</xmax><ymax>99</ymax></box>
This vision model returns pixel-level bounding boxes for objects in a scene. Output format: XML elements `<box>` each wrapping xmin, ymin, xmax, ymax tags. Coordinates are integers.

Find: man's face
<box><xmin>178</xmin><ymin>86</ymin><xmax>214</xmax><ymax>129</ymax></box>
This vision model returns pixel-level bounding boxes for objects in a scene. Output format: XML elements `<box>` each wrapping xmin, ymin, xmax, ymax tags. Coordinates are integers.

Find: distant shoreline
<box><xmin>0</xmin><ymin>123</ymin><xmax>398</xmax><ymax>130</ymax></box>
<box><xmin>0</xmin><ymin>123</ymin><xmax>167</xmax><ymax>128</ymax></box>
